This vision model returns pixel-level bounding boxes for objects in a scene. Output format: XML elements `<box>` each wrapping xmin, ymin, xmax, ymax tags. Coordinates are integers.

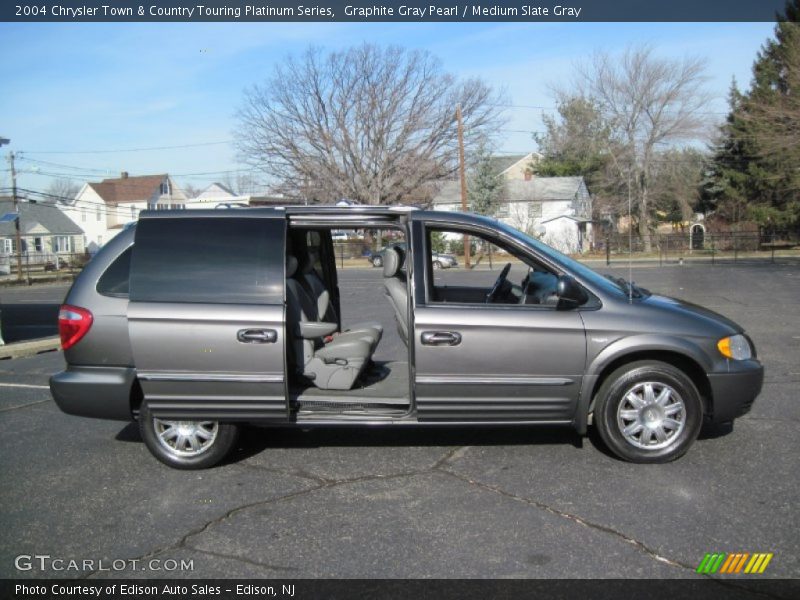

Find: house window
<box><xmin>33</xmin><ymin>237</ymin><xmax>43</xmax><ymax>252</ymax></box>
<box><xmin>81</xmin><ymin>208</ymin><xmax>87</xmax><ymax>222</ymax></box>
<box><xmin>2</xmin><ymin>239</ymin><xmax>13</xmax><ymax>254</ymax></box>
<box><xmin>54</xmin><ymin>236</ymin><xmax>73</xmax><ymax>253</ymax></box>
<box><xmin>495</xmin><ymin>204</ymin><xmax>509</xmax><ymax>218</ymax></box>
<box><xmin>160</xmin><ymin>181</ymin><xmax>170</xmax><ymax>196</ymax></box>
<box><xmin>96</xmin><ymin>207</ymin><xmax>102</xmax><ymax>221</ymax></box>
<box><xmin>130</xmin><ymin>207</ymin><xmax>136</xmax><ymax>219</ymax></box>
<box><xmin>529</xmin><ymin>202</ymin><xmax>543</xmax><ymax>218</ymax></box>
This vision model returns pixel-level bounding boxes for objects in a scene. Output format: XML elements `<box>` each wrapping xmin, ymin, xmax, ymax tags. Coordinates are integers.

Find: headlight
<box><xmin>717</xmin><ymin>334</ymin><xmax>752</xmax><ymax>360</ymax></box>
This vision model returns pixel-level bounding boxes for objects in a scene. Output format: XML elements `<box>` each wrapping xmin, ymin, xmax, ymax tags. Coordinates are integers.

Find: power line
<box><xmin>22</xmin><ymin>140</ymin><xmax>232</xmax><ymax>155</ymax></box>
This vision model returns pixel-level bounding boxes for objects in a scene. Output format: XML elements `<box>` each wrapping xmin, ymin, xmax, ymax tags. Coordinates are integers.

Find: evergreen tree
<box><xmin>707</xmin><ymin>1</ymin><xmax>800</xmax><ymax>229</ymax></box>
<box><xmin>468</xmin><ymin>143</ymin><xmax>505</xmax><ymax>217</ymax></box>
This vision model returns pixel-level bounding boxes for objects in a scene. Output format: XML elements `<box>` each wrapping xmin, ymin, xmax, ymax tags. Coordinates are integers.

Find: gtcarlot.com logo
<box><xmin>696</xmin><ymin>552</ymin><xmax>774</xmax><ymax>574</ymax></box>
<box><xmin>14</xmin><ymin>554</ymin><xmax>194</xmax><ymax>572</ymax></box>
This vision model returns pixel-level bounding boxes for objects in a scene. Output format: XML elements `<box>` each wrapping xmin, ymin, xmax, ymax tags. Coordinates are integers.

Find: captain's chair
<box><xmin>298</xmin><ymin>251</ymin><xmax>382</xmax><ymax>351</ymax></box>
<box><xmin>382</xmin><ymin>247</ymin><xmax>409</xmax><ymax>346</ymax></box>
<box><xmin>286</xmin><ymin>256</ymin><xmax>372</xmax><ymax>390</ymax></box>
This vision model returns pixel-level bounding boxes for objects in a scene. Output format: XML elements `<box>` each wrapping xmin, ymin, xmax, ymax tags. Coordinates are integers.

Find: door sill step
<box><xmin>293</xmin><ymin>399</ymin><xmax>409</xmax><ymax>416</ymax></box>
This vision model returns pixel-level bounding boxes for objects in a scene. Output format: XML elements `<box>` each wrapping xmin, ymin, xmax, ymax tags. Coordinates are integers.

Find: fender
<box><xmin>573</xmin><ymin>334</ymin><xmax>712</xmax><ymax>434</ymax></box>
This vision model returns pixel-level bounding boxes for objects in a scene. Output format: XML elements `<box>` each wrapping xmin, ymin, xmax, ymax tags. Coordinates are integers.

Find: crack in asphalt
<box><xmin>0</xmin><ymin>398</ymin><xmax>51</xmax><ymax>412</ymax></box>
<box><xmin>81</xmin><ymin>454</ymin><xmax>458</xmax><ymax>579</ymax></box>
<box><xmin>74</xmin><ymin>442</ymin><xmax>794</xmax><ymax>589</ymax></box>
<box><xmin>442</xmin><ymin>467</ymin><xmax>704</xmax><ymax>569</ymax></box>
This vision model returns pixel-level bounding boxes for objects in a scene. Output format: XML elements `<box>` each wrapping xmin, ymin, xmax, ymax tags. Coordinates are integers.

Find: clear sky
<box><xmin>0</xmin><ymin>21</ymin><xmax>777</xmax><ymax>196</ymax></box>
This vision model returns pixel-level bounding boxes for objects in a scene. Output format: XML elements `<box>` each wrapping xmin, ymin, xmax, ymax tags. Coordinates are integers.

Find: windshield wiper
<box><xmin>604</xmin><ymin>274</ymin><xmax>647</xmax><ymax>299</ymax></box>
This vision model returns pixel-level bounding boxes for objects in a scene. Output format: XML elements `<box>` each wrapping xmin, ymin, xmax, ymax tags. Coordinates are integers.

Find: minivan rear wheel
<box><xmin>139</xmin><ymin>401</ymin><xmax>240</xmax><ymax>469</ymax></box>
<box><xmin>594</xmin><ymin>360</ymin><xmax>703</xmax><ymax>463</ymax></box>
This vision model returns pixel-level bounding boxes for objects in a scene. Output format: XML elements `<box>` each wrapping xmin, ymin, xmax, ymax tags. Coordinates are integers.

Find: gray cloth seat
<box><xmin>286</xmin><ymin>256</ymin><xmax>372</xmax><ymax>390</ymax></box>
<box><xmin>382</xmin><ymin>247</ymin><xmax>409</xmax><ymax>346</ymax></box>
<box><xmin>299</xmin><ymin>252</ymin><xmax>383</xmax><ymax>351</ymax></box>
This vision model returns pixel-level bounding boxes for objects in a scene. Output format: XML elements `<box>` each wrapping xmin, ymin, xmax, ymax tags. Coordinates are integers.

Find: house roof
<box><xmin>0</xmin><ymin>198</ymin><xmax>83</xmax><ymax>236</ymax></box>
<box><xmin>505</xmin><ymin>177</ymin><xmax>586</xmax><ymax>202</ymax></box>
<box><xmin>87</xmin><ymin>174</ymin><xmax>167</xmax><ymax>204</ymax></box>
<box><xmin>488</xmin><ymin>154</ymin><xmax>527</xmax><ymax>175</ymax></box>
<box><xmin>431</xmin><ymin>176</ymin><xmax>587</xmax><ymax>205</ymax></box>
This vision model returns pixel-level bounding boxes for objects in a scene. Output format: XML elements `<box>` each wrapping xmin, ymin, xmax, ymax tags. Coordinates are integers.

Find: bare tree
<box><xmin>235</xmin><ymin>44</ymin><xmax>505</xmax><ymax>205</ymax></box>
<box><xmin>45</xmin><ymin>178</ymin><xmax>81</xmax><ymax>205</ymax></box>
<box><xmin>220</xmin><ymin>171</ymin><xmax>263</xmax><ymax>196</ymax></box>
<box><xmin>568</xmin><ymin>46</ymin><xmax>711</xmax><ymax>251</ymax></box>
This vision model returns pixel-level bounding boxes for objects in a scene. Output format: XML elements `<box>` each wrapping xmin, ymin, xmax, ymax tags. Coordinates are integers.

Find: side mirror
<box><xmin>557</xmin><ymin>275</ymin><xmax>589</xmax><ymax>309</ymax></box>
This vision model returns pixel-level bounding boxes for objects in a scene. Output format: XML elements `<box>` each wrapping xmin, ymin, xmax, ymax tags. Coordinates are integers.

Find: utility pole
<box><xmin>456</xmin><ymin>104</ymin><xmax>470</xmax><ymax>268</ymax></box>
<box><xmin>7</xmin><ymin>151</ymin><xmax>23</xmax><ymax>280</ymax></box>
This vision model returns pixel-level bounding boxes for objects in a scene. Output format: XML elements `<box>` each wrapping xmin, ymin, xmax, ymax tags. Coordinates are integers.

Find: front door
<box><xmin>410</xmin><ymin>219</ymin><xmax>587</xmax><ymax>422</ymax></box>
<box><xmin>127</xmin><ymin>213</ymin><xmax>289</xmax><ymax>421</ymax></box>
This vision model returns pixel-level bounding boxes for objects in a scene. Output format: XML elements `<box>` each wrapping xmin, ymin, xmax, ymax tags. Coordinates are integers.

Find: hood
<box><xmin>643</xmin><ymin>294</ymin><xmax>742</xmax><ymax>334</ymax></box>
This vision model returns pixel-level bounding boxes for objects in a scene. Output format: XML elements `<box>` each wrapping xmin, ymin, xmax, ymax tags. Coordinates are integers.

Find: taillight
<box><xmin>58</xmin><ymin>304</ymin><xmax>93</xmax><ymax>350</ymax></box>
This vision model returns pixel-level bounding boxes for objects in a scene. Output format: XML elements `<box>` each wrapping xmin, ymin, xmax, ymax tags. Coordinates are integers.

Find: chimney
<box><xmin>120</xmin><ymin>171</ymin><xmax>129</xmax><ymax>179</ymax></box>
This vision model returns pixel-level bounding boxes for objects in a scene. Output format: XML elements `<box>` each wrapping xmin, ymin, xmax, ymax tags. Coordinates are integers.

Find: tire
<box><xmin>138</xmin><ymin>401</ymin><xmax>240</xmax><ymax>469</ymax></box>
<box><xmin>432</xmin><ymin>261</ymin><xmax>442</xmax><ymax>270</ymax></box>
<box><xmin>593</xmin><ymin>360</ymin><xmax>703</xmax><ymax>463</ymax></box>
<box><xmin>372</xmin><ymin>255</ymin><xmax>383</xmax><ymax>268</ymax></box>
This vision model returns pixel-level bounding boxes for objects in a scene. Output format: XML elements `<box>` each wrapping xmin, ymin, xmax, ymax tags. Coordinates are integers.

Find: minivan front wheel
<box><xmin>594</xmin><ymin>360</ymin><xmax>703</xmax><ymax>463</ymax></box>
<box><xmin>139</xmin><ymin>402</ymin><xmax>240</xmax><ymax>469</ymax></box>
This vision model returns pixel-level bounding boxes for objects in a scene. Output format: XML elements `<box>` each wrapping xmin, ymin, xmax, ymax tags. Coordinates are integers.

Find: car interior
<box><xmin>282</xmin><ymin>223</ymin><xmax>563</xmax><ymax>420</ymax></box>
<box><xmin>285</xmin><ymin>226</ymin><xmax>412</xmax><ymax>418</ymax></box>
<box><xmin>426</xmin><ymin>227</ymin><xmax>561</xmax><ymax>307</ymax></box>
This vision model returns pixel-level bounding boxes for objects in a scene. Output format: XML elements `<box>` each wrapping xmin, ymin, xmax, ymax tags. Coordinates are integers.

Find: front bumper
<box><xmin>50</xmin><ymin>366</ymin><xmax>136</xmax><ymax>421</ymax></box>
<box><xmin>707</xmin><ymin>360</ymin><xmax>764</xmax><ymax>422</ymax></box>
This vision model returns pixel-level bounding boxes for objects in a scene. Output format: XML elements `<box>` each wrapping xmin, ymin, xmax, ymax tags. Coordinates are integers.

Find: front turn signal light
<box><xmin>718</xmin><ymin>335</ymin><xmax>752</xmax><ymax>360</ymax></box>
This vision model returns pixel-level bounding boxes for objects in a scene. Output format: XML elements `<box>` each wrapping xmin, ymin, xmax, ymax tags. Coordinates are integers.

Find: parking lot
<box><xmin>1</xmin><ymin>263</ymin><xmax>798</xmax><ymax>581</ymax></box>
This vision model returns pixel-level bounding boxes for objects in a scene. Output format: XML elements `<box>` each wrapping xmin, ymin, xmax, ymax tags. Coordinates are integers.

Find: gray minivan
<box><xmin>50</xmin><ymin>206</ymin><xmax>763</xmax><ymax>468</ymax></box>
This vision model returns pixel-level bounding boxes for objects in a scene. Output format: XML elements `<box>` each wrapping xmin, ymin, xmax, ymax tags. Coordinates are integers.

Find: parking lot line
<box><xmin>0</xmin><ymin>382</ymin><xmax>50</xmax><ymax>389</ymax></box>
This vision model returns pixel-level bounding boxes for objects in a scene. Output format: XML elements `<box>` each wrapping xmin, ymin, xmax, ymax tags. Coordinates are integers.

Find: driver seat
<box><xmin>382</xmin><ymin>247</ymin><xmax>409</xmax><ymax>346</ymax></box>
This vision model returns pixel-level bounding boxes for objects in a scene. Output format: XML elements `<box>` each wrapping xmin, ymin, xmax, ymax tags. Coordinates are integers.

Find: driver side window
<box><xmin>426</xmin><ymin>227</ymin><xmax>559</xmax><ymax>307</ymax></box>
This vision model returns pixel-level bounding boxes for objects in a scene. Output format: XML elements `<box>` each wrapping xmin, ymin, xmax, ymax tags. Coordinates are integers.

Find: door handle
<box><xmin>237</xmin><ymin>328</ymin><xmax>278</xmax><ymax>344</ymax></box>
<box><xmin>421</xmin><ymin>331</ymin><xmax>462</xmax><ymax>346</ymax></box>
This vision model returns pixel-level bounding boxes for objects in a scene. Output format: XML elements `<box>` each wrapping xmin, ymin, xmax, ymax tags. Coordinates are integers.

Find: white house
<box><xmin>432</xmin><ymin>174</ymin><xmax>593</xmax><ymax>255</ymax></box>
<box><xmin>60</xmin><ymin>172</ymin><xmax>187</xmax><ymax>251</ymax></box>
<box><xmin>184</xmin><ymin>182</ymin><xmax>250</xmax><ymax>209</ymax></box>
<box><xmin>0</xmin><ymin>198</ymin><xmax>84</xmax><ymax>274</ymax></box>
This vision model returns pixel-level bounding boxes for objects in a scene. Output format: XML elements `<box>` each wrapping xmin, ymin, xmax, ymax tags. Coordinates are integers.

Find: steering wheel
<box><xmin>485</xmin><ymin>262</ymin><xmax>512</xmax><ymax>303</ymax></box>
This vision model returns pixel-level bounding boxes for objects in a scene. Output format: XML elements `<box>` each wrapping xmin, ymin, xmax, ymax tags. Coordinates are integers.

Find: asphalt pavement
<box><xmin>0</xmin><ymin>265</ymin><xmax>798</xmax><ymax>582</ymax></box>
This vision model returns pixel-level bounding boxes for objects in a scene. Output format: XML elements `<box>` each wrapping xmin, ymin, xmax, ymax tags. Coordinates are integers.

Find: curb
<box><xmin>0</xmin><ymin>337</ymin><xmax>61</xmax><ymax>360</ymax></box>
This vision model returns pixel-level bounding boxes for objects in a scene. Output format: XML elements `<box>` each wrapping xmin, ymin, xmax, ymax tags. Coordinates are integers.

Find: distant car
<box><xmin>215</xmin><ymin>202</ymin><xmax>249</xmax><ymax>209</ymax></box>
<box><xmin>369</xmin><ymin>242</ymin><xmax>458</xmax><ymax>270</ymax></box>
<box><xmin>331</xmin><ymin>230</ymin><xmax>349</xmax><ymax>242</ymax></box>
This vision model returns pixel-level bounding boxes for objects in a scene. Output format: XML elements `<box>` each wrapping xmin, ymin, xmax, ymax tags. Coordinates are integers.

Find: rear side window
<box><xmin>97</xmin><ymin>246</ymin><xmax>132</xmax><ymax>297</ymax></box>
<box><xmin>130</xmin><ymin>217</ymin><xmax>285</xmax><ymax>305</ymax></box>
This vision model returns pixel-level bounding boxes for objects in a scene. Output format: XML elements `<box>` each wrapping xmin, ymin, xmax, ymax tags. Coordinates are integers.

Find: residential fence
<box><xmin>596</xmin><ymin>230</ymin><xmax>800</xmax><ymax>266</ymax></box>
<box><xmin>0</xmin><ymin>251</ymin><xmax>91</xmax><ymax>283</ymax></box>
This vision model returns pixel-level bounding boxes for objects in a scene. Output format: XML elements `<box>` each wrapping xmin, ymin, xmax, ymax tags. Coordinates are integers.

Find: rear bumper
<box><xmin>707</xmin><ymin>361</ymin><xmax>764</xmax><ymax>423</ymax></box>
<box><xmin>50</xmin><ymin>366</ymin><xmax>136</xmax><ymax>421</ymax></box>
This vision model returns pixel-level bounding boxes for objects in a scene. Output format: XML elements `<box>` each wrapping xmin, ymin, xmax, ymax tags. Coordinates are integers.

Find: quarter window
<box><xmin>97</xmin><ymin>246</ymin><xmax>132</xmax><ymax>297</ymax></box>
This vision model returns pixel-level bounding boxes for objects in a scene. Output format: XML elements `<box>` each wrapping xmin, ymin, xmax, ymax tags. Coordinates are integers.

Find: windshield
<box><xmin>491</xmin><ymin>219</ymin><xmax>628</xmax><ymax>298</ymax></box>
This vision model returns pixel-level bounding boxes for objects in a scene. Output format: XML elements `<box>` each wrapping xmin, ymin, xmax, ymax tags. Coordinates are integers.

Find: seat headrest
<box><xmin>286</xmin><ymin>255</ymin><xmax>298</xmax><ymax>278</ymax></box>
<box><xmin>383</xmin><ymin>247</ymin><xmax>402</xmax><ymax>278</ymax></box>
<box><xmin>301</xmin><ymin>251</ymin><xmax>318</xmax><ymax>275</ymax></box>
